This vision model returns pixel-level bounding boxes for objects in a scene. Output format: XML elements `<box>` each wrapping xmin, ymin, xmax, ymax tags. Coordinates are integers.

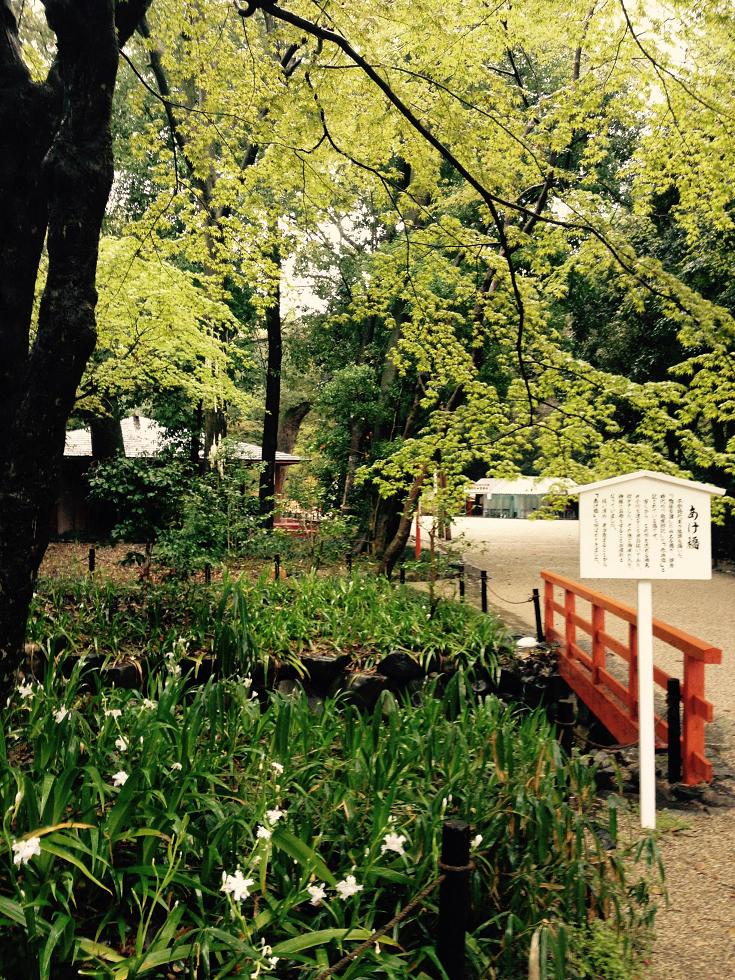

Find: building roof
<box><xmin>64</xmin><ymin>416</ymin><xmax>166</xmax><ymax>458</ymax></box>
<box><xmin>467</xmin><ymin>476</ymin><xmax>576</xmax><ymax>496</ymax></box>
<box><xmin>64</xmin><ymin>416</ymin><xmax>303</xmax><ymax>464</ymax></box>
<box><xmin>573</xmin><ymin>470</ymin><xmax>725</xmax><ymax>496</ymax></box>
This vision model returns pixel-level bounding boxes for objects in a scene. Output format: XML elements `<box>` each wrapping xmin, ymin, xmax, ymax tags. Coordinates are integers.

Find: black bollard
<box><xmin>204</xmin><ymin>563</ymin><xmax>212</xmax><ymax>585</ymax></box>
<box><xmin>346</xmin><ymin>552</ymin><xmax>353</xmax><ymax>574</ymax></box>
<box><xmin>458</xmin><ymin>563</ymin><xmax>465</xmax><ymax>600</ymax></box>
<box><xmin>532</xmin><ymin>588</ymin><xmax>544</xmax><ymax>643</ymax></box>
<box><xmin>480</xmin><ymin>570</ymin><xmax>488</xmax><ymax>614</ymax></box>
<box><xmin>667</xmin><ymin>678</ymin><xmax>682</xmax><ymax>783</ymax></box>
<box><xmin>274</xmin><ymin>553</ymin><xmax>281</xmax><ymax>580</ymax></box>
<box><xmin>88</xmin><ymin>547</ymin><xmax>96</xmax><ymax>574</ymax></box>
<box><xmin>438</xmin><ymin>819</ymin><xmax>470</xmax><ymax>980</ymax></box>
<box><xmin>399</xmin><ymin>565</ymin><xmax>406</xmax><ymax>584</ymax></box>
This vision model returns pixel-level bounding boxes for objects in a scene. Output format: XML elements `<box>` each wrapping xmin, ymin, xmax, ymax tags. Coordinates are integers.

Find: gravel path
<box><xmin>416</xmin><ymin>517</ymin><xmax>735</xmax><ymax>978</ymax></box>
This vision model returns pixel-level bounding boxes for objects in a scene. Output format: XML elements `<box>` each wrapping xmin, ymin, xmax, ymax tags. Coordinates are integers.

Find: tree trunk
<box><xmin>381</xmin><ymin>469</ymin><xmax>426</xmax><ymax>576</ymax></box>
<box><xmin>90</xmin><ymin>416</ymin><xmax>124</xmax><ymax>460</ymax></box>
<box><xmin>0</xmin><ymin>0</ymin><xmax>152</xmax><ymax>700</ymax></box>
<box><xmin>259</xmin><ymin>247</ymin><xmax>282</xmax><ymax>528</ymax></box>
<box><xmin>277</xmin><ymin>400</ymin><xmax>310</xmax><ymax>453</ymax></box>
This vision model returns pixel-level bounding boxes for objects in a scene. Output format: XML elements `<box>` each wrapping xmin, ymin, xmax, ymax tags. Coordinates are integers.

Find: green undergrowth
<box><xmin>26</xmin><ymin>573</ymin><xmax>508</xmax><ymax>678</ymax></box>
<box><xmin>0</xmin><ymin>574</ymin><xmax>660</xmax><ymax>977</ymax></box>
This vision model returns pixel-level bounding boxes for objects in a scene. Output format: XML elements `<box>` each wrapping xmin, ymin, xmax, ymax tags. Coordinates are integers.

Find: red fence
<box><xmin>541</xmin><ymin>570</ymin><xmax>721</xmax><ymax>785</ymax></box>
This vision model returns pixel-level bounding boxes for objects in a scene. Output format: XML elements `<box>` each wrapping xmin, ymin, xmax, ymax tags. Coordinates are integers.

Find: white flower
<box><xmin>335</xmin><ymin>874</ymin><xmax>363</xmax><ymax>900</ymax></box>
<box><xmin>54</xmin><ymin>706</ymin><xmax>69</xmax><ymax>724</ymax></box>
<box><xmin>104</xmin><ymin>708</ymin><xmax>122</xmax><ymax>719</ymax></box>
<box><xmin>12</xmin><ymin>836</ymin><xmax>41</xmax><ymax>866</ymax></box>
<box><xmin>115</xmin><ymin>736</ymin><xmax>128</xmax><ymax>752</ymax></box>
<box><xmin>142</xmin><ymin>698</ymin><xmax>156</xmax><ymax>710</ymax></box>
<box><xmin>243</xmin><ymin>678</ymin><xmax>253</xmax><ymax>690</ymax></box>
<box><xmin>270</xmin><ymin>761</ymin><xmax>284</xmax><ymax>775</ymax></box>
<box><xmin>268</xmin><ymin>957</ymin><xmax>279</xmax><ymax>969</ymax></box>
<box><xmin>471</xmin><ymin>834</ymin><xmax>483</xmax><ymax>850</ymax></box>
<box><xmin>171</xmin><ymin>665</ymin><xmax>182</xmax><ymax>677</ymax></box>
<box><xmin>171</xmin><ymin>762</ymin><xmax>183</xmax><ymax>772</ymax></box>
<box><xmin>221</xmin><ymin>869</ymin><xmax>254</xmax><ymax>902</ymax></box>
<box><xmin>380</xmin><ymin>832</ymin><xmax>407</xmax><ymax>857</ymax></box>
<box><xmin>516</xmin><ymin>636</ymin><xmax>539</xmax><ymax>649</ymax></box>
<box><xmin>306</xmin><ymin>882</ymin><xmax>326</xmax><ymax>906</ymax></box>
<box><xmin>265</xmin><ymin>808</ymin><xmax>285</xmax><ymax>825</ymax></box>
<box><xmin>18</xmin><ymin>682</ymin><xmax>35</xmax><ymax>699</ymax></box>
<box><xmin>112</xmin><ymin>771</ymin><xmax>128</xmax><ymax>787</ymax></box>
<box><xmin>256</xmin><ymin>825</ymin><xmax>272</xmax><ymax>841</ymax></box>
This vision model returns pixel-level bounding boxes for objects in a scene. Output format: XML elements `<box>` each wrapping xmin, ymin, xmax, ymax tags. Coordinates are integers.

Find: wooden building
<box><xmin>52</xmin><ymin>416</ymin><xmax>302</xmax><ymax>538</ymax></box>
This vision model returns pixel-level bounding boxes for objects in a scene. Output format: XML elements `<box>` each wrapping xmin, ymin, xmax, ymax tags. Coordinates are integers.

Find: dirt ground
<box><xmin>421</xmin><ymin>517</ymin><xmax>735</xmax><ymax>979</ymax></box>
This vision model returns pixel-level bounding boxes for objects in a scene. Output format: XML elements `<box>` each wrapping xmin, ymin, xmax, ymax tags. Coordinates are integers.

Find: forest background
<box><xmin>1</xmin><ymin>0</ymin><xmax>734</xmax><ymax>691</ymax></box>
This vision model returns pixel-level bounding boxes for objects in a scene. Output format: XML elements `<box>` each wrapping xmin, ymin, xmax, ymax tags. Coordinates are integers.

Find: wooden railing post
<box><xmin>683</xmin><ymin>655</ymin><xmax>705</xmax><ymax>785</ymax></box>
<box><xmin>591</xmin><ymin>604</ymin><xmax>605</xmax><ymax>684</ymax></box>
<box><xmin>564</xmin><ymin>589</ymin><xmax>576</xmax><ymax>654</ymax></box>
<box><xmin>628</xmin><ymin>621</ymin><xmax>638</xmax><ymax>721</ymax></box>
<box><xmin>543</xmin><ymin>579</ymin><xmax>554</xmax><ymax>640</ymax></box>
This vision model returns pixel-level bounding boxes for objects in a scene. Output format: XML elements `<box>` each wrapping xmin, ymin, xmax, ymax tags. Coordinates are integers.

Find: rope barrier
<box><xmin>463</xmin><ymin>566</ymin><xmax>533</xmax><ymax>605</ymax></box>
<box><xmin>486</xmin><ymin>584</ymin><xmax>534</xmax><ymax>605</ymax></box>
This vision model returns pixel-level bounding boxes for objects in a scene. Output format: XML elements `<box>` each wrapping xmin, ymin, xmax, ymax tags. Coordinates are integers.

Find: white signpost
<box><xmin>574</xmin><ymin>470</ymin><xmax>724</xmax><ymax>829</ymax></box>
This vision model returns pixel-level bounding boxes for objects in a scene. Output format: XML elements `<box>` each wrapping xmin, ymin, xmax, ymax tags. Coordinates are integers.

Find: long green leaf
<box><xmin>272</xmin><ymin>928</ymin><xmax>375</xmax><ymax>957</ymax></box>
<box><xmin>272</xmin><ymin>829</ymin><xmax>336</xmax><ymax>886</ymax></box>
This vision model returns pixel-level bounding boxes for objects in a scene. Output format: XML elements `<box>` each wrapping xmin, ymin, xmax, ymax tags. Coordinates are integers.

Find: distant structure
<box><xmin>53</xmin><ymin>415</ymin><xmax>302</xmax><ymax>538</ymax></box>
<box><xmin>465</xmin><ymin>476</ymin><xmax>577</xmax><ymax>519</ymax></box>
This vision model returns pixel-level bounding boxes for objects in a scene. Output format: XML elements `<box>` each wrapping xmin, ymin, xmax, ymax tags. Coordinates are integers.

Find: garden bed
<box><xmin>1</xmin><ymin>573</ymin><xmax>660</xmax><ymax>977</ymax></box>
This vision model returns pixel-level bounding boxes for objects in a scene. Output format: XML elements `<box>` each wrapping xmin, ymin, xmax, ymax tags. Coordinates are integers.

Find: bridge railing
<box><xmin>541</xmin><ymin>570</ymin><xmax>721</xmax><ymax>785</ymax></box>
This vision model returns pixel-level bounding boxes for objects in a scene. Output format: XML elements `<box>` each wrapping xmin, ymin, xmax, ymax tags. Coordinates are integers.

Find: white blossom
<box><xmin>265</xmin><ymin>808</ymin><xmax>285</xmax><ymax>825</ymax></box>
<box><xmin>12</xmin><ymin>836</ymin><xmax>41</xmax><ymax>866</ymax></box>
<box><xmin>335</xmin><ymin>874</ymin><xmax>363</xmax><ymax>900</ymax></box>
<box><xmin>221</xmin><ymin>869</ymin><xmax>254</xmax><ymax>902</ymax></box>
<box><xmin>142</xmin><ymin>698</ymin><xmax>157</xmax><ymax>710</ymax></box>
<box><xmin>270</xmin><ymin>761</ymin><xmax>284</xmax><ymax>775</ymax></box>
<box><xmin>471</xmin><ymin>834</ymin><xmax>483</xmax><ymax>850</ymax></box>
<box><xmin>306</xmin><ymin>882</ymin><xmax>327</xmax><ymax>906</ymax></box>
<box><xmin>104</xmin><ymin>708</ymin><xmax>122</xmax><ymax>719</ymax></box>
<box><xmin>171</xmin><ymin>762</ymin><xmax>183</xmax><ymax>772</ymax></box>
<box><xmin>380</xmin><ymin>832</ymin><xmax>407</xmax><ymax>857</ymax></box>
<box><xmin>256</xmin><ymin>825</ymin><xmax>272</xmax><ymax>841</ymax></box>
<box><xmin>54</xmin><ymin>706</ymin><xmax>69</xmax><ymax>723</ymax></box>
<box><xmin>18</xmin><ymin>682</ymin><xmax>35</xmax><ymax>700</ymax></box>
<box><xmin>115</xmin><ymin>736</ymin><xmax>128</xmax><ymax>752</ymax></box>
<box><xmin>112</xmin><ymin>771</ymin><xmax>129</xmax><ymax>787</ymax></box>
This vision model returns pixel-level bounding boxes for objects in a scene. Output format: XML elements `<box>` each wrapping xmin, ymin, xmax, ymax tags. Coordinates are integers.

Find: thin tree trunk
<box><xmin>381</xmin><ymin>469</ymin><xmax>426</xmax><ymax>576</ymax></box>
<box><xmin>259</xmin><ymin>247</ymin><xmax>282</xmax><ymax>528</ymax></box>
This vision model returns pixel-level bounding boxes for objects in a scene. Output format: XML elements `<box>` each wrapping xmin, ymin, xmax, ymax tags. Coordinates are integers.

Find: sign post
<box><xmin>573</xmin><ymin>470</ymin><xmax>724</xmax><ymax>830</ymax></box>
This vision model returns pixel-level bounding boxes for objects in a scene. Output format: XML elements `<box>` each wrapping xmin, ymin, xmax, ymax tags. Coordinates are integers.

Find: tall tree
<box><xmin>0</xmin><ymin>0</ymin><xmax>152</xmax><ymax>698</ymax></box>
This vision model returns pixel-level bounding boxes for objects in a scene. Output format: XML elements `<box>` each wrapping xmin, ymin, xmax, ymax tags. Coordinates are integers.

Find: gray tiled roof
<box><xmin>64</xmin><ymin>416</ymin><xmax>302</xmax><ymax>463</ymax></box>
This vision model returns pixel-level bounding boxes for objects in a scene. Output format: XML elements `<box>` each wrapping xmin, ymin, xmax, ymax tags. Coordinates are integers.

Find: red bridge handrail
<box><xmin>541</xmin><ymin>569</ymin><xmax>721</xmax><ymax>785</ymax></box>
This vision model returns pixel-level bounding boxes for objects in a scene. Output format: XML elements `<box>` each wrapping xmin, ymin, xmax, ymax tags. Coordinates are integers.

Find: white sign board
<box><xmin>576</xmin><ymin>471</ymin><xmax>723</xmax><ymax>580</ymax></box>
<box><xmin>573</xmin><ymin>470</ymin><xmax>724</xmax><ymax>830</ymax></box>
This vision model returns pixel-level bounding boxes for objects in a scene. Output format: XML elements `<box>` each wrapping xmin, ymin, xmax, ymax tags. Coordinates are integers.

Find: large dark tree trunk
<box><xmin>258</xmin><ymin>248</ymin><xmax>282</xmax><ymax>529</ymax></box>
<box><xmin>0</xmin><ymin>0</ymin><xmax>152</xmax><ymax>700</ymax></box>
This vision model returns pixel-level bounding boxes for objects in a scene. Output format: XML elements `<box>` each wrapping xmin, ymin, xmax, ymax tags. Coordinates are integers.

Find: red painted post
<box><xmin>592</xmin><ymin>604</ymin><xmax>605</xmax><ymax>684</ymax></box>
<box><xmin>544</xmin><ymin>579</ymin><xmax>554</xmax><ymax>641</ymax></box>
<box><xmin>628</xmin><ymin>621</ymin><xmax>638</xmax><ymax>722</ymax></box>
<box><xmin>564</xmin><ymin>589</ymin><xmax>576</xmax><ymax>655</ymax></box>
<box><xmin>682</xmin><ymin>655</ymin><xmax>705</xmax><ymax>785</ymax></box>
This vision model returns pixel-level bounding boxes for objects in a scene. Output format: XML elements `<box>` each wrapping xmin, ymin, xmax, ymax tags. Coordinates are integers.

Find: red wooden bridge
<box><xmin>541</xmin><ymin>570</ymin><xmax>721</xmax><ymax>785</ymax></box>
